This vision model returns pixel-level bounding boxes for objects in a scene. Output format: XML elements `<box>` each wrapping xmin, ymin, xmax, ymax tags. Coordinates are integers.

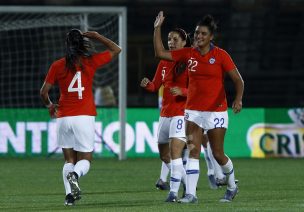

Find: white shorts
<box><xmin>185</xmin><ymin>109</ymin><xmax>228</xmax><ymax>131</ymax></box>
<box><xmin>57</xmin><ymin>115</ymin><xmax>95</xmax><ymax>152</ymax></box>
<box><xmin>157</xmin><ymin>116</ymin><xmax>186</xmax><ymax>144</ymax></box>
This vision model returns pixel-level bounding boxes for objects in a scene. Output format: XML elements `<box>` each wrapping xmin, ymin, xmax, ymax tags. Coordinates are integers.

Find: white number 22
<box><xmin>187</xmin><ymin>58</ymin><xmax>198</xmax><ymax>72</ymax></box>
<box><xmin>68</xmin><ymin>71</ymin><xmax>85</xmax><ymax>99</ymax></box>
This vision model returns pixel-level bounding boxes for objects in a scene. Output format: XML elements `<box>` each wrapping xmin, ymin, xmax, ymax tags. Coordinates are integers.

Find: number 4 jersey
<box><xmin>44</xmin><ymin>51</ymin><xmax>112</xmax><ymax>117</ymax></box>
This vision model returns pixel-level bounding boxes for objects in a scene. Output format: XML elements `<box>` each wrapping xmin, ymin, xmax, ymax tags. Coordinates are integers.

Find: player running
<box><xmin>40</xmin><ymin>29</ymin><xmax>121</xmax><ymax>206</ymax></box>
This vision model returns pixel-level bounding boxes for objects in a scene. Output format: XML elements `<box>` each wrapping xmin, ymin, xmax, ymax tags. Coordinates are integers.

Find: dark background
<box><xmin>1</xmin><ymin>0</ymin><xmax>304</xmax><ymax>108</ymax></box>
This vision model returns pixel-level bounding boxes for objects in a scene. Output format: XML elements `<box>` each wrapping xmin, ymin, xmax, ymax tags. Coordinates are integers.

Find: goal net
<box><xmin>0</xmin><ymin>6</ymin><xmax>127</xmax><ymax>159</ymax></box>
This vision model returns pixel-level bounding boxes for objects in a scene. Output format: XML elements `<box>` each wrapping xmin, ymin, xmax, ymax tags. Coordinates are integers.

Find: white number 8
<box><xmin>68</xmin><ymin>71</ymin><xmax>85</xmax><ymax>99</ymax></box>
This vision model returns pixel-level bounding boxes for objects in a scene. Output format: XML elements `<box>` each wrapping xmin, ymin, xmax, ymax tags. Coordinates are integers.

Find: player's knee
<box><xmin>213</xmin><ymin>151</ymin><xmax>225</xmax><ymax>165</ymax></box>
<box><xmin>159</xmin><ymin>154</ymin><xmax>170</xmax><ymax>163</ymax></box>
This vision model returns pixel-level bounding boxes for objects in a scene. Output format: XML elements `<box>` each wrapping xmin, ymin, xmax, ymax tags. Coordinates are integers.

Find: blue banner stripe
<box><xmin>186</xmin><ymin>170</ymin><xmax>199</xmax><ymax>175</ymax></box>
<box><xmin>170</xmin><ymin>177</ymin><xmax>181</xmax><ymax>182</ymax></box>
<box><xmin>223</xmin><ymin>169</ymin><xmax>234</xmax><ymax>176</ymax></box>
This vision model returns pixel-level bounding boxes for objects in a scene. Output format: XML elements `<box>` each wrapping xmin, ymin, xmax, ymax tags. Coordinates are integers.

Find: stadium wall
<box><xmin>0</xmin><ymin>108</ymin><xmax>303</xmax><ymax>158</ymax></box>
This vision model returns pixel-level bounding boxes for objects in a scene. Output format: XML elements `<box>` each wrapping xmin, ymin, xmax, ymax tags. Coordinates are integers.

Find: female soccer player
<box><xmin>40</xmin><ymin>29</ymin><xmax>121</xmax><ymax>206</ymax></box>
<box><xmin>153</xmin><ymin>11</ymin><xmax>244</xmax><ymax>203</ymax></box>
<box><xmin>140</xmin><ymin>28</ymin><xmax>191</xmax><ymax>202</ymax></box>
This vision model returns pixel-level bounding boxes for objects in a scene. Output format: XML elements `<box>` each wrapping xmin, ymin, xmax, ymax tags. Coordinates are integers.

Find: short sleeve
<box><xmin>221</xmin><ymin>49</ymin><xmax>236</xmax><ymax>72</ymax></box>
<box><xmin>145</xmin><ymin>61</ymin><xmax>165</xmax><ymax>92</ymax></box>
<box><xmin>45</xmin><ymin>62</ymin><xmax>57</xmax><ymax>85</ymax></box>
<box><xmin>91</xmin><ymin>51</ymin><xmax>112</xmax><ymax>69</ymax></box>
<box><xmin>171</xmin><ymin>48</ymin><xmax>190</xmax><ymax>62</ymax></box>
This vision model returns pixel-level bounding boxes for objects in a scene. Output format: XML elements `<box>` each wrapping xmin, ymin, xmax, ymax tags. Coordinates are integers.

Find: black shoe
<box><xmin>64</xmin><ymin>193</ymin><xmax>75</xmax><ymax>206</ymax></box>
<box><xmin>155</xmin><ymin>179</ymin><xmax>170</xmax><ymax>190</ymax></box>
<box><xmin>67</xmin><ymin>172</ymin><xmax>81</xmax><ymax>200</ymax></box>
<box><xmin>219</xmin><ymin>186</ymin><xmax>239</xmax><ymax>202</ymax></box>
<box><xmin>216</xmin><ymin>177</ymin><xmax>239</xmax><ymax>187</ymax></box>
<box><xmin>165</xmin><ymin>191</ymin><xmax>178</xmax><ymax>202</ymax></box>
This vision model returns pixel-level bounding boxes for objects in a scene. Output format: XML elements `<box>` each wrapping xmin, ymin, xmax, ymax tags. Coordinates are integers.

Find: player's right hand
<box><xmin>48</xmin><ymin>104</ymin><xmax>59</xmax><ymax>118</ymax></box>
<box><xmin>140</xmin><ymin>78</ymin><xmax>150</xmax><ymax>87</ymax></box>
<box><xmin>154</xmin><ymin>11</ymin><xmax>165</xmax><ymax>28</ymax></box>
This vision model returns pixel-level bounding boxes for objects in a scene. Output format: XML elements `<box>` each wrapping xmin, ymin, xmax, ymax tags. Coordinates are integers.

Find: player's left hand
<box><xmin>170</xmin><ymin>87</ymin><xmax>182</xmax><ymax>96</ymax></box>
<box><xmin>232</xmin><ymin>99</ymin><xmax>242</xmax><ymax>114</ymax></box>
<box><xmin>83</xmin><ymin>31</ymin><xmax>100</xmax><ymax>39</ymax></box>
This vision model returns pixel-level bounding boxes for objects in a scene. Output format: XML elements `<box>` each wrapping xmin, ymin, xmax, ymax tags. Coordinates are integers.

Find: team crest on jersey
<box><xmin>209</xmin><ymin>58</ymin><xmax>215</xmax><ymax>64</ymax></box>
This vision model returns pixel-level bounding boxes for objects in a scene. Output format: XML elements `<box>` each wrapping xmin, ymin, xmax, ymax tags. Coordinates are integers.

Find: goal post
<box><xmin>0</xmin><ymin>6</ymin><xmax>127</xmax><ymax>160</ymax></box>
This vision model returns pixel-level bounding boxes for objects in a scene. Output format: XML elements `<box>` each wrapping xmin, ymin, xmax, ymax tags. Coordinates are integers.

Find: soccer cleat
<box><xmin>178</xmin><ymin>194</ymin><xmax>198</xmax><ymax>204</ymax></box>
<box><xmin>67</xmin><ymin>172</ymin><xmax>81</xmax><ymax>200</ymax></box>
<box><xmin>207</xmin><ymin>174</ymin><xmax>219</xmax><ymax>189</ymax></box>
<box><xmin>219</xmin><ymin>186</ymin><xmax>239</xmax><ymax>203</ymax></box>
<box><xmin>64</xmin><ymin>193</ymin><xmax>75</xmax><ymax>206</ymax></box>
<box><xmin>155</xmin><ymin>179</ymin><xmax>170</xmax><ymax>190</ymax></box>
<box><xmin>216</xmin><ymin>177</ymin><xmax>239</xmax><ymax>187</ymax></box>
<box><xmin>165</xmin><ymin>191</ymin><xmax>178</xmax><ymax>202</ymax></box>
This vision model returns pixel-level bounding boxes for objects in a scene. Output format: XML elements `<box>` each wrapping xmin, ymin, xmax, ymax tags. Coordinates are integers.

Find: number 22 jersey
<box><xmin>171</xmin><ymin>45</ymin><xmax>236</xmax><ymax>112</ymax></box>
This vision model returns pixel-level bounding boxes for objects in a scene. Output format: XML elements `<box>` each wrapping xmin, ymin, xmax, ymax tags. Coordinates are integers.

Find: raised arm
<box><xmin>153</xmin><ymin>11</ymin><xmax>173</xmax><ymax>61</ymax></box>
<box><xmin>227</xmin><ymin>69</ymin><xmax>244</xmax><ymax>114</ymax></box>
<box><xmin>83</xmin><ymin>31</ymin><xmax>121</xmax><ymax>58</ymax></box>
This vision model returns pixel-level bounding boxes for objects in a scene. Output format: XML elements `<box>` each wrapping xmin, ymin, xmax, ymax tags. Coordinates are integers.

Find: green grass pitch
<box><xmin>0</xmin><ymin>157</ymin><xmax>303</xmax><ymax>211</ymax></box>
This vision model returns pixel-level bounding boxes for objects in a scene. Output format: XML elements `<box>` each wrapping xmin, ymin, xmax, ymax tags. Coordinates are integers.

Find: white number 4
<box><xmin>68</xmin><ymin>71</ymin><xmax>85</xmax><ymax>99</ymax></box>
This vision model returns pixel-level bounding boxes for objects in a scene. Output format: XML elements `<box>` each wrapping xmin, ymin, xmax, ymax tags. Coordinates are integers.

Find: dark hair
<box><xmin>65</xmin><ymin>29</ymin><xmax>92</xmax><ymax>72</ymax></box>
<box><xmin>197</xmin><ymin>15</ymin><xmax>218</xmax><ymax>35</ymax></box>
<box><xmin>171</xmin><ymin>28</ymin><xmax>192</xmax><ymax>47</ymax></box>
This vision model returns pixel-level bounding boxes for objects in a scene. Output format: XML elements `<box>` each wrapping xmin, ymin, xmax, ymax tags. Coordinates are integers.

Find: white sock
<box><xmin>207</xmin><ymin>142</ymin><xmax>225</xmax><ymax>180</ymax></box>
<box><xmin>63</xmin><ymin>163</ymin><xmax>74</xmax><ymax>195</ymax></box>
<box><xmin>221</xmin><ymin>157</ymin><xmax>236</xmax><ymax>190</ymax></box>
<box><xmin>181</xmin><ymin>148</ymin><xmax>189</xmax><ymax>184</ymax></box>
<box><xmin>160</xmin><ymin>162</ymin><xmax>170</xmax><ymax>182</ymax></box>
<box><xmin>74</xmin><ymin>159</ymin><xmax>90</xmax><ymax>178</ymax></box>
<box><xmin>182</xmin><ymin>148</ymin><xmax>189</xmax><ymax>169</ymax></box>
<box><xmin>203</xmin><ymin>146</ymin><xmax>214</xmax><ymax>176</ymax></box>
<box><xmin>186</xmin><ymin>158</ymin><xmax>200</xmax><ymax>197</ymax></box>
<box><xmin>170</xmin><ymin>158</ymin><xmax>184</xmax><ymax>194</ymax></box>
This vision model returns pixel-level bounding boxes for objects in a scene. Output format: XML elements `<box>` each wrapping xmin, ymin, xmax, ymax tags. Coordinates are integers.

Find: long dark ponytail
<box><xmin>65</xmin><ymin>29</ymin><xmax>93</xmax><ymax>72</ymax></box>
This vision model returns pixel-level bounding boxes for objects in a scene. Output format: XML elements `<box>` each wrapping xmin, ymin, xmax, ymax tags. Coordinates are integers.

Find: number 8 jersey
<box><xmin>44</xmin><ymin>51</ymin><xmax>112</xmax><ymax>117</ymax></box>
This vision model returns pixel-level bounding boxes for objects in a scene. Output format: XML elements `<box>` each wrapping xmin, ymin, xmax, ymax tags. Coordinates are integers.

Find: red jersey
<box><xmin>171</xmin><ymin>45</ymin><xmax>236</xmax><ymax>111</ymax></box>
<box><xmin>45</xmin><ymin>51</ymin><xmax>112</xmax><ymax>117</ymax></box>
<box><xmin>145</xmin><ymin>60</ymin><xmax>188</xmax><ymax>117</ymax></box>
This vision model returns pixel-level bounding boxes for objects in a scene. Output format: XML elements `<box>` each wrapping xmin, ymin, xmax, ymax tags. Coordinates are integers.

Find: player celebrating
<box><xmin>153</xmin><ymin>11</ymin><xmax>244</xmax><ymax>203</ymax></box>
<box><xmin>40</xmin><ymin>29</ymin><xmax>121</xmax><ymax>206</ymax></box>
<box><xmin>141</xmin><ymin>28</ymin><xmax>191</xmax><ymax>202</ymax></box>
